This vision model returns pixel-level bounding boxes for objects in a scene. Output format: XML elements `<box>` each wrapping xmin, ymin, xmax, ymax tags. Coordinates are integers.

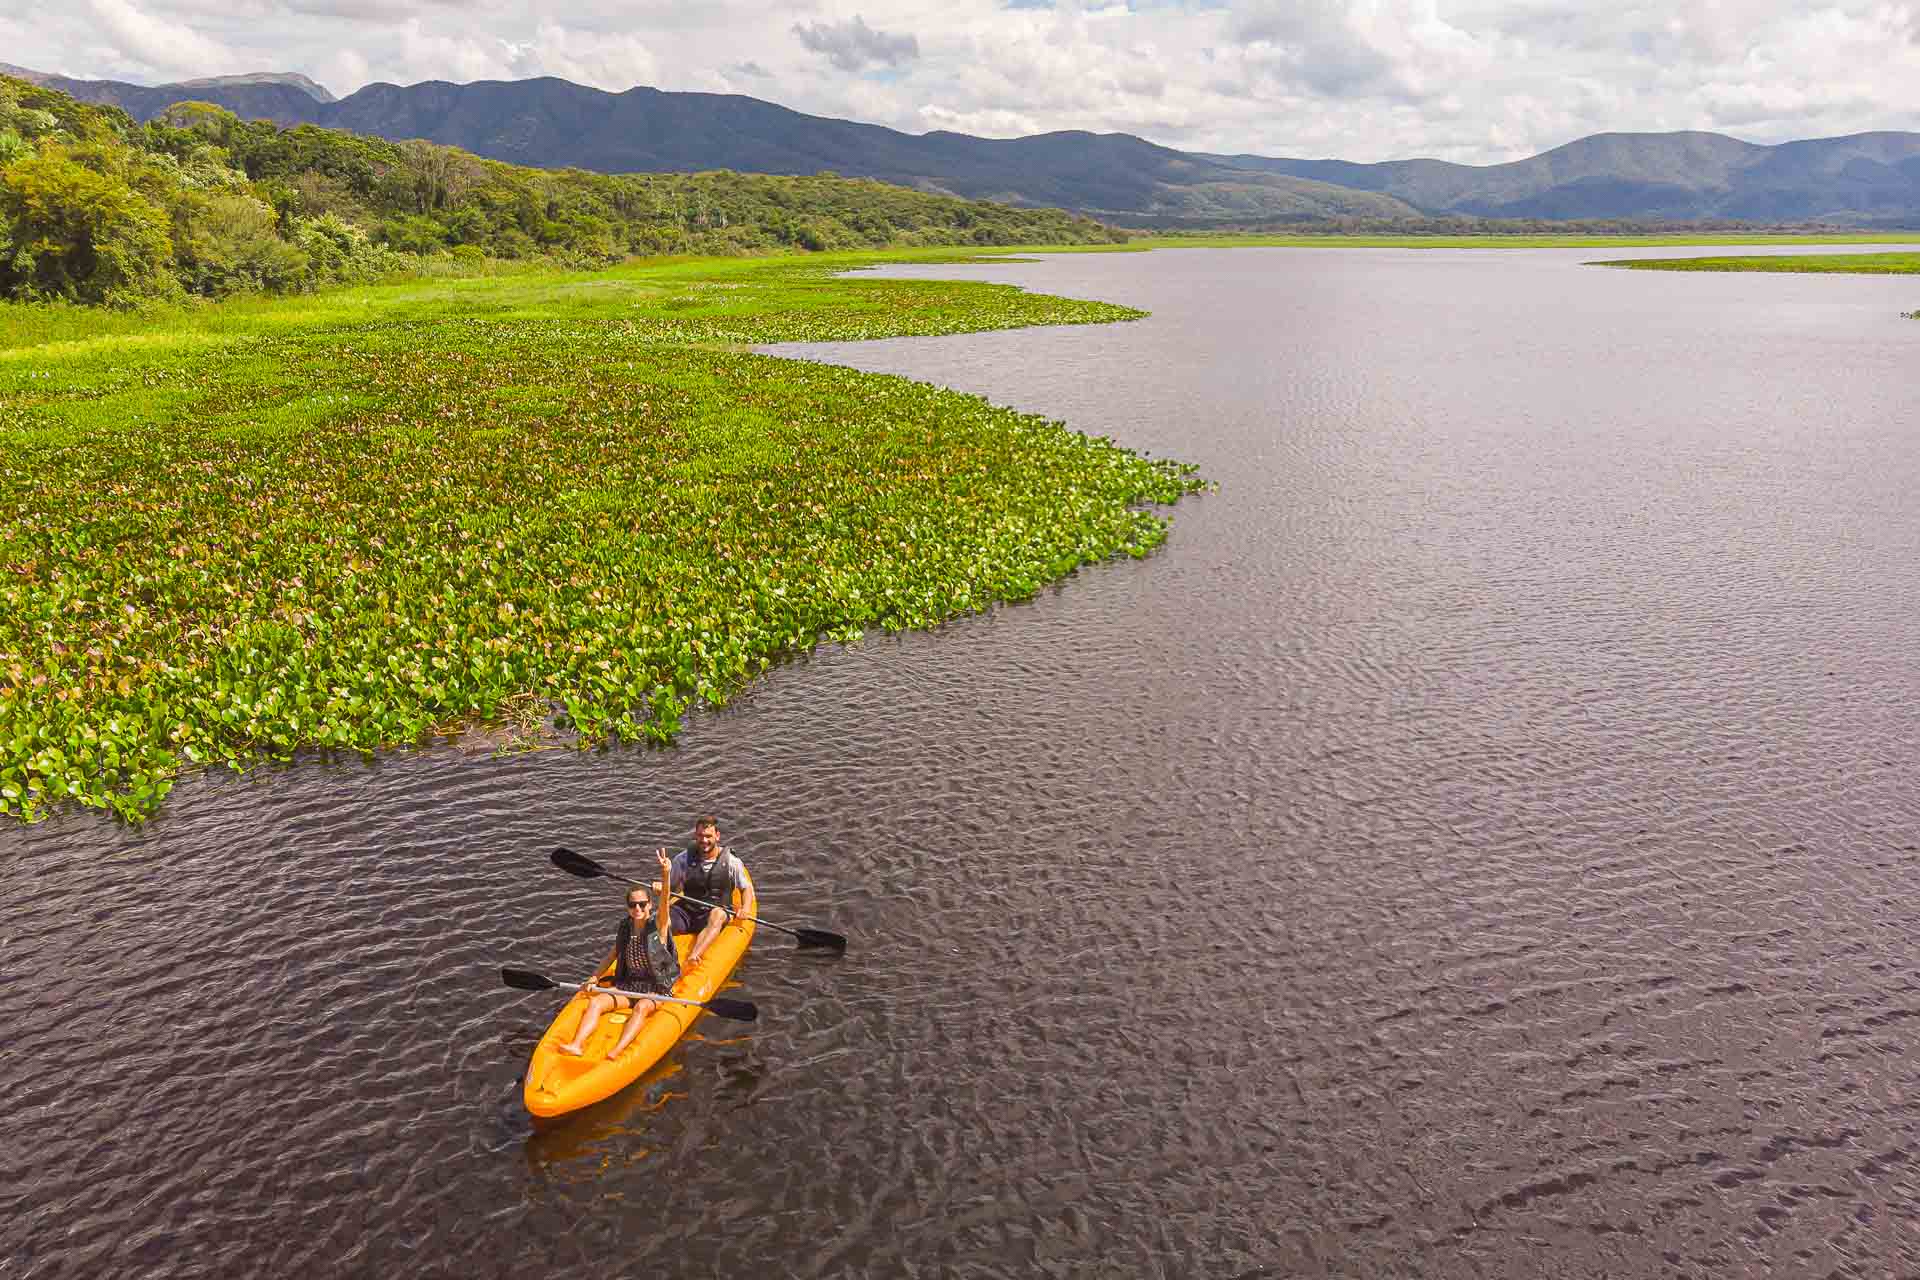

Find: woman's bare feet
<box><xmin>556</xmin><ymin>1042</ymin><xmax>584</xmax><ymax>1057</ymax></box>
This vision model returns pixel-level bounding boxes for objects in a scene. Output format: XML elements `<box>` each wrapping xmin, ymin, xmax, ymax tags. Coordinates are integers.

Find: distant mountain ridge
<box><xmin>2</xmin><ymin>64</ymin><xmax>337</xmax><ymax>127</ymax></box>
<box><xmin>173</xmin><ymin>72</ymin><xmax>335</xmax><ymax>103</ymax></box>
<box><xmin>1</xmin><ymin>65</ymin><xmax>1412</xmax><ymax>224</ymax></box>
<box><xmin>1201</xmin><ymin>129</ymin><xmax>1920</xmax><ymax>223</ymax></box>
<box><xmin>11</xmin><ymin>64</ymin><xmax>1920</xmax><ymax>225</ymax></box>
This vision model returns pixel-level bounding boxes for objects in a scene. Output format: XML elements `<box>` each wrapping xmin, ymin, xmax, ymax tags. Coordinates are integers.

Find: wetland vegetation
<box><xmin>1590</xmin><ymin>251</ymin><xmax>1920</xmax><ymax>273</ymax></box>
<box><xmin>0</xmin><ymin>253</ymin><xmax>1202</xmax><ymax>823</ymax></box>
<box><xmin>1589</xmin><ymin>251</ymin><xmax>1920</xmax><ymax>315</ymax></box>
<box><xmin>7</xmin><ymin>82</ymin><xmax>1907</xmax><ymax>825</ymax></box>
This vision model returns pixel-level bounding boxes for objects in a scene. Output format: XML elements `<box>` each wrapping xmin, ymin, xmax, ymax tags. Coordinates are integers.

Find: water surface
<box><xmin>7</xmin><ymin>245</ymin><xmax>1920</xmax><ymax>1278</ymax></box>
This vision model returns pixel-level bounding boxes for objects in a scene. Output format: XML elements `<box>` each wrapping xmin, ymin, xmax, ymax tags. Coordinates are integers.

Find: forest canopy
<box><xmin>0</xmin><ymin>74</ymin><xmax>1121</xmax><ymax>306</ymax></box>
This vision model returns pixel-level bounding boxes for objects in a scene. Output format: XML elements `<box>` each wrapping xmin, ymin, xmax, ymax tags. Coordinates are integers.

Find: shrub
<box><xmin>379</xmin><ymin>212</ymin><xmax>447</xmax><ymax>254</ymax></box>
<box><xmin>0</xmin><ymin>144</ymin><xmax>180</xmax><ymax>304</ymax></box>
<box><xmin>172</xmin><ymin>190</ymin><xmax>310</xmax><ymax>295</ymax></box>
<box><xmin>291</xmin><ymin>211</ymin><xmax>408</xmax><ymax>285</ymax></box>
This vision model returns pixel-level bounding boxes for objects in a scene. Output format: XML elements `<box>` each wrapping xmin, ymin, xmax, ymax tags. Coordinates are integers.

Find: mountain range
<box><xmin>8</xmin><ymin>62</ymin><xmax>1920</xmax><ymax>227</ymax></box>
<box><xmin>1203</xmin><ymin>130</ymin><xmax>1920</xmax><ymax>223</ymax></box>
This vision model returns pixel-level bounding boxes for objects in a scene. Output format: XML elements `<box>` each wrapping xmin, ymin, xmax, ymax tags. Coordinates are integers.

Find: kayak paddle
<box><xmin>550</xmin><ymin>846</ymin><xmax>848</xmax><ymax>953</ymax></box>
<box><xmin>499</xmin><ymin>966</ymin><xmax>759</xmax><ymax>1022</ymax></box>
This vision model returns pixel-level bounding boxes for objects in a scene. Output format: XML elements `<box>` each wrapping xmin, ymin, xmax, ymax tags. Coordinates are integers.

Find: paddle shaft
<box><xmin>561</xmin><ymin>979</ymin><xmax>723</xmax><ymax>1012</ymax></box>
<box><xmin>598</xmin><ymin>868</ymin><xmax>738</xmax><ymax>923</ymax></box>
<box><xmin>596</xmin><ymin>867</ymin><xmax>799</xmax><ymax>940</ymax></box>
<box><xmin>550</xmin><ymin>845</ymin><xmax>844</xmax><ymax>951</ymax></box>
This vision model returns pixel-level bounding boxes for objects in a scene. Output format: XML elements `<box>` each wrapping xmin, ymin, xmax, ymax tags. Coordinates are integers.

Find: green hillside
<box><xmin>0</xmin><ymin>73</ymin><xmax>1119</xmax><ymax>307</ymax></box>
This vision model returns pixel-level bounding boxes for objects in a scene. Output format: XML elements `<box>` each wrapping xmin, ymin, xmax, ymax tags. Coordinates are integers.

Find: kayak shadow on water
<box><xmin>519</xmin><ymin>1027</ymin><xmax>763</xmax><ymax>1172</ymax></box>
<box><xmin>522</xmin><ymin>1056</ymin><xmax>687</xmax><ymax>1170</ymax></box>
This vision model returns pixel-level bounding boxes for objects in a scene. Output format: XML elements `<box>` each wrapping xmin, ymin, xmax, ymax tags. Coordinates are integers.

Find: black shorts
<box><xmin>671</xmin><ymin>903</ymin><xmax>717</xmax><ymax>935</ymax></box>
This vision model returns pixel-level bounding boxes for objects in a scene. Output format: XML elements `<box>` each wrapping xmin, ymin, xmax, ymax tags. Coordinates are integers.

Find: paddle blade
<box><xmin>795</xmin><ymin>929</ymin><xmax>848</xmax><ymax>953</ymax></box>
<box><xmin>550</xmin><ymin>847</ymin><xmax>608</xmax><ymax>880</ymax></box>
<box><xmin>703</xmin><ymin>997</ymin><xmax>758</xmax><ymax>1022</ymax></box>
<box><xmin>501</xmin><ymin>967</ymin><xmax>558</xmax><ymax>992</ymax></box>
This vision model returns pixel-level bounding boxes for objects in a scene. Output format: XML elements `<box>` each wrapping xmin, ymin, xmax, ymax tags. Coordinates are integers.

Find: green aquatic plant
<box><xmin>0</xmin><ymin>253</ymin><xmax>1200</xmax><ymax>822</ymax></box>
<box><xmin>1589</xmin><ymin>252</ymin><xmax>1920</xmax><ymax>274</ymax></box>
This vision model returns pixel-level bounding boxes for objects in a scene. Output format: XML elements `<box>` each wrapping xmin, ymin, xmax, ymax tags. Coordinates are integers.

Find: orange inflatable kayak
<box><xmin>522</xmin><ymin>912</ymin><xmax>755</xmax><ymax>1118</ymax></box>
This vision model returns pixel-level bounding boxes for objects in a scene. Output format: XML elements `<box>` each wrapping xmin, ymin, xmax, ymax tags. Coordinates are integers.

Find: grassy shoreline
<box><xmin>11</xmin><ymin>231</ymin><xmax>1917</xmax><ymax>822</ymax></box>
<box><xmin>1</xmin><ymin>248</ymin><xmax>1204</xmax><ymax>823</ymax></box>
<box><xmin>1588</xmin><ymin>251</ymin><xmax>1920</xmax><ymax>274</ymax></box>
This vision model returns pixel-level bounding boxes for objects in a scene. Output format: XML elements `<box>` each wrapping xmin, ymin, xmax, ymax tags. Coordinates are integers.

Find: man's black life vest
<box><xmin>682</xmin><ymin>846</ymin><xmax>738</xmax><ymax>912</ymax></box>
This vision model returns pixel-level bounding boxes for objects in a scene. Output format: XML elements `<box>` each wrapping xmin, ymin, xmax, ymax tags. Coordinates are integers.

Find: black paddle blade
<box><xmin>550</xmin><ymin>847</ymin><xmax>608</xmax><ymax>880</ymax></box>
<box><xmin>702</xmin><ymin>997</ymin><xmax>758</xmax><ymax>1022</ymax></box>
<box><xmin>501</xmin><ymin>967</ymin><xmax>559</xmax><ymax>992</ymax></box>
<box><xmin>795</xmin><ymin>929</ymin><xmax>848</xmax><ymax>953</ymax></box>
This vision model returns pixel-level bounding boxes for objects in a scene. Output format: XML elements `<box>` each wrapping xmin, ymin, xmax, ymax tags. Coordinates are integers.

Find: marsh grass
<box><xmin>1589</xmin><ymin>252</ymin><xmax>1920</xmax><ymax>274</ymax></box>
<box><xmin>1</xmin><ymin>248</ymin><xmax>1200</xmax><ymax>822</ymax></box>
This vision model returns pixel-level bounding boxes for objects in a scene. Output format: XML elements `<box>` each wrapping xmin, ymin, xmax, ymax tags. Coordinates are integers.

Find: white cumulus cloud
<box><xmin>79</xmin><ymin>0</ymin><xmax>239</xmax><ymax>79</ymax></box>
<box><xmin>3</xmin><ymin>0</ymin><xmax>1919</xmax><ymax>163</ymax></box>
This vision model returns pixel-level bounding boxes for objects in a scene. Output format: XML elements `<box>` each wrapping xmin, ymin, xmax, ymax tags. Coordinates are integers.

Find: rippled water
<box><xmin>8</xmin><ymin>247</ymin><xmax>1920</xmax><ymax>1278</ymax></box>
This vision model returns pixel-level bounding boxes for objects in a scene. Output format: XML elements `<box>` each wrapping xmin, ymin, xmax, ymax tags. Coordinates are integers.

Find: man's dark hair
<box><xmin>694</xmin><ymin>814</ymin><xmax>719</xmax><ymax>831</ymax></box>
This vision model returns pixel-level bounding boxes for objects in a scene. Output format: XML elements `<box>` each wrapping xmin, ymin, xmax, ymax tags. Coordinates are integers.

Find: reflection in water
<box><xmin>8</xmin><ymin>246</ymin><xmax>1920</xmax><ymax>1277</ymax></box>
<box><xmin>524</xmin><ymin>1059</ymin><xmax>685</xmax><ymax>1172</ymax></box>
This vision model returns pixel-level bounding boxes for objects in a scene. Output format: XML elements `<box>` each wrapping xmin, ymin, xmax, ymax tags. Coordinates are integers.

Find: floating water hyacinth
<box><xmin>1592</xmin><ymin>252</ymin><xmax>1920</xmax><ymax>276</ymax></box>
<box><xmin>0</xmin><ymin>253</ymin><xmax>1205</xmax><ymax>822</ymax></box>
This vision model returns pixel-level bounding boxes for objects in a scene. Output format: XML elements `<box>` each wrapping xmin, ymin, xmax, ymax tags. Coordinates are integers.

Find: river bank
<box><xmin>1591</xmin><ymin>251</ymin><xmax>1920</xmax><ymax>273</ymax></box>
<box><xmin>0</xmin><ymin>249</ymin><xmax>1203</xmax><ymax>823</ymax></box>
<box><xmin>11</xmin><ymin>233</ymin><xmax>1913</xmax><ymax>824</ymax></box>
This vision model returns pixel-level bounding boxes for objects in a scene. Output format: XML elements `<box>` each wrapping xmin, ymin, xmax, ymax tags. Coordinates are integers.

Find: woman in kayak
<box><xmin>557</xmin><ymin>848</ymin><xmax>681</xmax><ymax>1060</ymax></box>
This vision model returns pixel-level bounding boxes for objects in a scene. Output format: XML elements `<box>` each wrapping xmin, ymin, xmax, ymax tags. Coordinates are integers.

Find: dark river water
<box><xmin>8</xmin><ymin>247</ymin><xmax>1920</xmax><ymax>1278</ymax></box>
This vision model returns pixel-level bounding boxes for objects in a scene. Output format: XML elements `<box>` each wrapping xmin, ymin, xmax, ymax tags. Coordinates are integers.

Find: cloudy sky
<box><xmin>3</xmin><ymin>0</ymin><xmax>1918</xmax><ymax>163</ymax></box>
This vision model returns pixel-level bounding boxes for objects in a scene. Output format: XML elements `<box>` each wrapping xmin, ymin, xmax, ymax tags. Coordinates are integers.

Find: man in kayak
<box><xmin>557</xmin><ymin>848</ymin><xmax>680</xmax><ymax>1061</ymax></box>
<box><xmin>668</xmin><ymin>814</ymin><xmax>757</xmax><ymax>972</ymax></box>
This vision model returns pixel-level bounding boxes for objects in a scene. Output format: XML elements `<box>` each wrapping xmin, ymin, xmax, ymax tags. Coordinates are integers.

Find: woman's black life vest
<box><xmin>612</xmin><ymin>914</ymin><xmax>681</xmax><ymax>995</ymax></box>
<box><xmin>682</xmin><ymin>847</ymin><xmax>738</xmax><ymax>911</ymax></box>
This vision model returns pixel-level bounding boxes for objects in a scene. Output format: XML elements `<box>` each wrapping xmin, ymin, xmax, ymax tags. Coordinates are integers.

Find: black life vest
<box><xmin>681</xmin><ymin>846</ymin><xmax>738</xmax><ymax>909</ymax></box>
<box><xmin>613</xmin><ymin>915</ymin><xmax>681</xmax><ymax>994</ymax></box>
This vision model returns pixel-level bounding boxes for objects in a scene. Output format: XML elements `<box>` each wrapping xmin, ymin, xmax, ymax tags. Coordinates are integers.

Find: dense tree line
<box><xmin>0</xmin><ymin>75</ymin><xmax>1120</xmax><ymax>306</ymax></box>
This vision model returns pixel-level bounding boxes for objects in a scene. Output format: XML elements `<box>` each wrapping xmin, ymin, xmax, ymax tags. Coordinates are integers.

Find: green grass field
<box><xmin>1589</xmin><ymin>251</ymin><xmax>1920</xmax><ymax>274</ymax></box>
<box><xmin>0</xmin><ymin>249</ymin><xmax>1204</xmax><ymax>822</ymax></box>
